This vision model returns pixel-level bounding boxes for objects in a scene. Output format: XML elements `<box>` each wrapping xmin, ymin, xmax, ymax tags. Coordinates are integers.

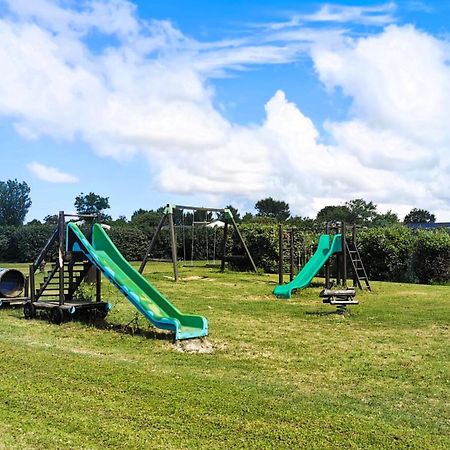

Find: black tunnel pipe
<box><xmin>0</xmin><ymin>269</ymin><xmax>26</xmax><ymax>298</ymax></box>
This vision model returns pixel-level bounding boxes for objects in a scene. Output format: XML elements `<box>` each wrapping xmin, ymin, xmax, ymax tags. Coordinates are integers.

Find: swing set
<box><xmin>138</xmin><ymin>204</ymin><xmax>257</xmax><ymax>281</ymax></box>
<box><xmin>181</xmin><ymin>209</ymin><xmax>222</xmax><ymax>267</ymax></box>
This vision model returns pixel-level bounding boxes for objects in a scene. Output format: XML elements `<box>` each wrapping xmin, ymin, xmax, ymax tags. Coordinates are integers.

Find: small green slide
<box><xmin>273</xmin><ymin>234</ymin><xmax>342</xmax><ymax>299</ymax></box>
<box><xmin>66</xmin><ymin>223</ymin><xmax>208</xmax><ymax>340</ymax></box>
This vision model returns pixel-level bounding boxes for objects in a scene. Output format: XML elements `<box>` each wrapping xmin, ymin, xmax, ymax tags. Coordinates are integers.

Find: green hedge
<box><xmin>413</xmin><ymin>229</ymin><xmax>450</xmax><ymax>284</ymax></box>
<box><xmin>0</xmin><ymin>224</ymin><xmax>55</xmax><ymax>263</ymax></box>
<box><xmin>227</xmin><ymin>223</ymin><xmax>318</xmax><ymax>273</ymax></box>
<box><xmin>357</xmin><ymin>226</ymin><xmax>416</xmax><ymax>282</ymax></box>
<box><xmin>1</xmin><ymin>222</ymin><xmax>450</xmax><ymax>285</ymax></box>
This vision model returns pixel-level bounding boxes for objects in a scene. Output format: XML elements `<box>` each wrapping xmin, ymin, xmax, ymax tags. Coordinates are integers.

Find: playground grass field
<box><xmin>0</xmin><ymin>262</ymin><xmax>449</xmax><ymax>449</ymax></box>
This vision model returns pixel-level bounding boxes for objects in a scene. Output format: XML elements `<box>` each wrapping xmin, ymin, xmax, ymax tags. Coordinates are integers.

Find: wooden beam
<box><xmin>342</xmin><ymin>222</ymin><xmax>347</xmax><ymax>287</ymax></box>
<box><xmin>173</xmin><ymin>204</ymin><xmax>225</xmax><ymax>213</ymax></box>
<box><xmin>278</xmin><ymin>224</ymin><xmax>284</xmax><ymax>285</ymax></box>
<box><xmin>229</xmin><ymin>214</ymin><xmax>257</xmax><ymax>273</ymax></box>
<box><xmin>138</xmin><ymin>213</ymin><xmax>167</xmax><ymax>274</ymax></box>
<box><xmin>96</xmin><ymin>267</ymin><xmax>101</xmax><ymax>302</ymax></box>
<box><xmin>220</xmin><ymin>220</ymin><xmax>229</xmax><ymax>272</ymax></box>
<box><xmin>290</xmin><ymin>227</ymin><xmax>294</xmax><ymax>282</ymax></box>
<box><xmin>58</xmin><ymin>211</ymin><xmax>65</xmax><ymax>305</ymax></box>
<box><xmin>325</xmin><ymin>222</ymin><xmax>331</xmax><ymax>289</ymax></box>
<box><xmin>168</xmin><ymin>211</ymin><xmax>179</xmax><ymax>281</ymax></box>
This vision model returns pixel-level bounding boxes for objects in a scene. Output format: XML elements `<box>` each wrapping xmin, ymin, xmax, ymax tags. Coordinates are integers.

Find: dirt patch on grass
<box><xmin>172</xmin><ymin>338</ymin><xmax>214</xmax><ymax>354</ymax></box>
<box><xmin>163</xmin><ymin>275</ymin><xmax>215</xmax><ymax>282</ymax></box>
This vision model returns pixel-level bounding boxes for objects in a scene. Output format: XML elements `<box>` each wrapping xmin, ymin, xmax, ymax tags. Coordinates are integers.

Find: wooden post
<box><xmin>289</xmin><ymin>228</ymin><xmax>294</xmax><ymax>282</ymax></box>
<box><xmin>228</xmin><ymin>212</ymin><xmax>257</xmax><ymax>273</ymax></box>
<box><xmin>96</xmin><ymin>267</ymin><xmax>101</xmax><ymax>302</ymax></box>
<box><xmin>168</xmin><ymin>209</ymin><xmax>179</xmax><ymax>282</ymax></box>
<box><xmin>325</xmin><ymin>223</ymin><xmax>331</xmax><ymax>289</ymax></box>
<box><xmin>278</xmin><ymin>224</ymin><xmax>284</xmax><ymax>285</ymax></box>
<box><xmin>24</xmin><ymin>276</ymin><xmax>29</xmax><ymax>298</ymax></box>
<box><xmin>336</xmin><ymin>237</ymin><xmax>341</xmax><ymax>287</ymax></box>
<box><xmin>352</xmin><ymin>224</ymin><xmax>358</xmax><ymax>287</ymax></box>
<box><xmin>220</xmin><ymin>220</ymin><xmax>229</xmax><ymax>272</ymax></box>
<box><xmin>342</xmin><ymin>222</ymin><xmax>347</xmax><ymax>287</ymax></box>
<box><xmin>58</xmin><ymin>211</ymin><xmax>65</xmax><ymax>305</ymax></box>
<box><xmin>138</xmin><ymin>213</ymin><xmax>167</xmax><ymax>274</ymax></box>
<box><xmin>29</xmin><ymin>265</ymin><xmax>35</xmax><ymax>302</ymax></box>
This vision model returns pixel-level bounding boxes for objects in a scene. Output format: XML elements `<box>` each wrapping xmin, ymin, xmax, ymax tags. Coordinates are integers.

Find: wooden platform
<box><xmin>0</xmin><ymin>297</ymin><xmax>29</xmax><ymax>307</ymax></box>
<box><xmin>33</xmin><ymin>300</ymin><xmax>110</xmax><ymax>313</ymax></box>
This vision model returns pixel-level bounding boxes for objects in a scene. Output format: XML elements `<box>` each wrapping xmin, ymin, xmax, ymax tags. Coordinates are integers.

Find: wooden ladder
<box><xmin>346</xmin><ymin>242</ymin><xmax>371</xmax><ymax>291</ymax></box>
<box><xmin>36</xmin><ymin>261</ymin><xmax>92</xmax><ymax>300</ymax></box>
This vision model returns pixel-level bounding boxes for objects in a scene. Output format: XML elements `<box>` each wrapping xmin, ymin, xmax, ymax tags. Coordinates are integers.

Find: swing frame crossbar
<box><xmin>138</xmin><ymin>204</ymin><xmax>257</xmax><ymax>281</ymax></box>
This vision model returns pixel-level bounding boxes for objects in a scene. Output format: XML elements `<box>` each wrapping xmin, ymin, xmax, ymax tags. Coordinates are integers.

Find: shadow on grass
<box><xmin>304</xmin><ymin>308</ymin><xmax>351</xmax><ymax>316</ymax></box>
<box><xmin>91</xmin><ymin>319</ymin><xmax>174</xmax><ymax>342</ymax></box>
<box><xmin>14</xmin><ymin>306</ymin><xmax>175</xmax><ymax>342</ymax></box>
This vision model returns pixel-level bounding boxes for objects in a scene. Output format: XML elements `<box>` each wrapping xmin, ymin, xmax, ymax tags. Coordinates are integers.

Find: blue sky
<box><xmin>1</xmin><ymin>0</ymin><xmax>450</xmax><ymax>221</ymax></box>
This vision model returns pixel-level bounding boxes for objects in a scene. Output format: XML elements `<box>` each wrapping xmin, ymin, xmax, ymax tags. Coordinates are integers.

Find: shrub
<box><xmin>9</xmin><ymin>224</ymin><xmax>56</xmax><ymax>262</ymax></box>
<box><xmin>357</xmin><ymin>226</ymin><xmax>416</xmax><ymax>282</ymax></box>
<box><xmin>413</xmin><ymin>229</ymin><xmax>450</xmax><ymax>284</ymax></box>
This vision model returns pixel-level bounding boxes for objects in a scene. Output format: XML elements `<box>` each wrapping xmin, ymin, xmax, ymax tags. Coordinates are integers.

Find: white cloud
<box><xmin>255</xmin><ymin>3</ymin><xmax>396</xmax><ymax>31</ymax></box>
<box><xmin>28</xmin><ymin>162</ymin><xmax>79</xmax><ymax>183</ymax></box>
<box><xmin>0</xmin><ymin>1</ymin><xmax>450</xmax><ymax>218</ymax></box>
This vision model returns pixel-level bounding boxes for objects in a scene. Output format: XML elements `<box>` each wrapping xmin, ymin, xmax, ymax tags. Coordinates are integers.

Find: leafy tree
<box><xmin>241</xmin><ymin>212</ymin><xmax>254</xmax><ymax>222</ymax></box>
<box><xmin>316</xmin><ymin>205</ymin><xmax>352</xmax><ymax>224</ymax></box>
<box><xmin>0</xmin><ymin>179</ymin><xmax>32</xmax><ymax>226</ymax></box>
<box><xmin>155</xmin><ymin>206</ymin><xmax>187</xmax><ymax>226</ymax></box>
<box><xmin>255</xmin><ymin>197</ymin><xmax>290</xmax><ymax>221</ymax></box>
<box><xmin>217</xmin><ymin>205</ymin><xmax>240</xmax><ymax>222</ymax></box>
<box><xmin>27</xmin><ymin>219</ymin><xmax>42</xmax><ymax>226</ymax></box>
<box><xmin>249</xmin><ymin>215</ymin><xmax>276</xmax><ymax>224</ymax></box>
<box><xmin>404</xmin><ymin>208</ymin><xmax>436</xmax><ymax>224</ymax></box>
<box><xmin>110</xmin><ymin>215</ymin><xmax>128</xmax><ymax>226</ymax></box>
<box><xmin>74</xmin><ymin>192</ymin><xmax>111</xmax><ymax>221</ymax></box>
<box><xmin>131</xmin><ymin>209</ymin><xmax>161</xmax><ymax>227</ymax></box>
<box><xmin>43</xmin><ymin>214</ymin><xmax>58</xmax><ymax>225</ymax></box>
<box><xmin>345</xmin><ymin>198</ymin><xmax>378</xmax><ymax>224</ymax></box>
<box><xmin>371</xmin><ymin>210</ymin><xmax>400</xmax><ymax>227</ymax></box>
<box><xmin>288</xmin><ymin>216</ymin><xmax>317</xmax><ymax>230</ymax></box>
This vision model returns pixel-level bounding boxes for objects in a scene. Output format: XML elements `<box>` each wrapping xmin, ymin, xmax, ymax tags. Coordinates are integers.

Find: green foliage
<box><xmin>1</xmin><ymin>218</ymin><xmax>450</xmax><ymax>286</ymax></box>
<box><xmin>345</xmin><ymin>198</ymin><xmax>378</xmax><ymax>224</ymax></box>
<box><xmin>255</xmin><ymin>197</ymin><xmax>290</xmax><ymax>221</ymax></box>
<box><xmin>404</xmin><ymin>208</ymin><xmax>436</xmax><ymax>224</ymax></box>
<box><xmin>413</xmin><ymin>229</ymin><xmax>450</xmax><ymax>283</ymax></box>
<box><xmin>317</xmin><ymin>199</ymin><xmax>399</xmax><ymax>228</ymax></box>
<box><xmin>130</xmin><ymin>209</ymin><xmax>161</xmax><ymax>231</ymax></box>
<box><xmin>108</xmin><ymin>226</ymin><xmax>148</xmax><ymax>261</ymax></box>
<box><xmin>358</xmin><ymin>226</ymin><xmax>416</xmax><ymax>282</ymax></box>
<box><xmin>9</xmin><ymin>223</ymin><xmax>56</xmax><ymax>262</ymax></box>
<box><xmin>371</xmin><ymin>210</ymin><xmax>400</xmax><ymax>227</ymax></box>
<box><xmin>0</xmin><ymin>179</ymin><xmax>32</xmax><ymax>226</ymax></box>
<box><xmin>288</xmin><ymin>216</ymin><xmax>319</xmax><ymax>231</ymax></box>
<box><xmin>74</xmin><ymin>192</ymin><xmax>111</xmax><ymax>221</ymax></box>
<box><xmin>227</xmin><ymin>223</ymin><xmax>318</xmax><ymax>273</ymax></box>
<box><xmin>316</xmin><ymin>205</ymin><xmax>352</xmax><ymax>224</ymax></box>
<box><xmin>76</xmin><ymin>281</ymin><xmax>96</xmax><ymax>301</ymax></box>
<box><xmin>43</xmin><ymin>214</ymin><xmax>58</xmax><ymax>225</ymax></box>
<box><xmin>0</xmin><ymin>225</ymin><xmax>17</xmax><ymax>260</ymax></box>
<box><xmin>217</xmin><ymin>205</ymin><xmax>240</xmax><ymax>222</ymax></box>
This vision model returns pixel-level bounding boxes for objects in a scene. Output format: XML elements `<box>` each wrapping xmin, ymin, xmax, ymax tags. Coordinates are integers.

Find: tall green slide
<box><xmin>66</xmin><ymin>223</ymin><xmax>208</xmax><ymax>340</ymax></box>
<box><xmin>273</xmin><ymin>234</ymin><xmax>342</xmax><ymax>299</ymax></box>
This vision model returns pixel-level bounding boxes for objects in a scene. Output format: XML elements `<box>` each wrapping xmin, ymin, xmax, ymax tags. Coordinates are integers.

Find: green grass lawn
<box><xmin>0</xmin><ymin>262</ymin><xmax>449</xmax><ymax>449</ymax></box>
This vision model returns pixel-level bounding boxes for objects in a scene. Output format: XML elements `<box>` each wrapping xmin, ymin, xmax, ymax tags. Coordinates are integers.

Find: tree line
<box><xmin>0</xmin><ymin>179</ymin><xmax>439</xmax><ymax>228</ymax></box>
